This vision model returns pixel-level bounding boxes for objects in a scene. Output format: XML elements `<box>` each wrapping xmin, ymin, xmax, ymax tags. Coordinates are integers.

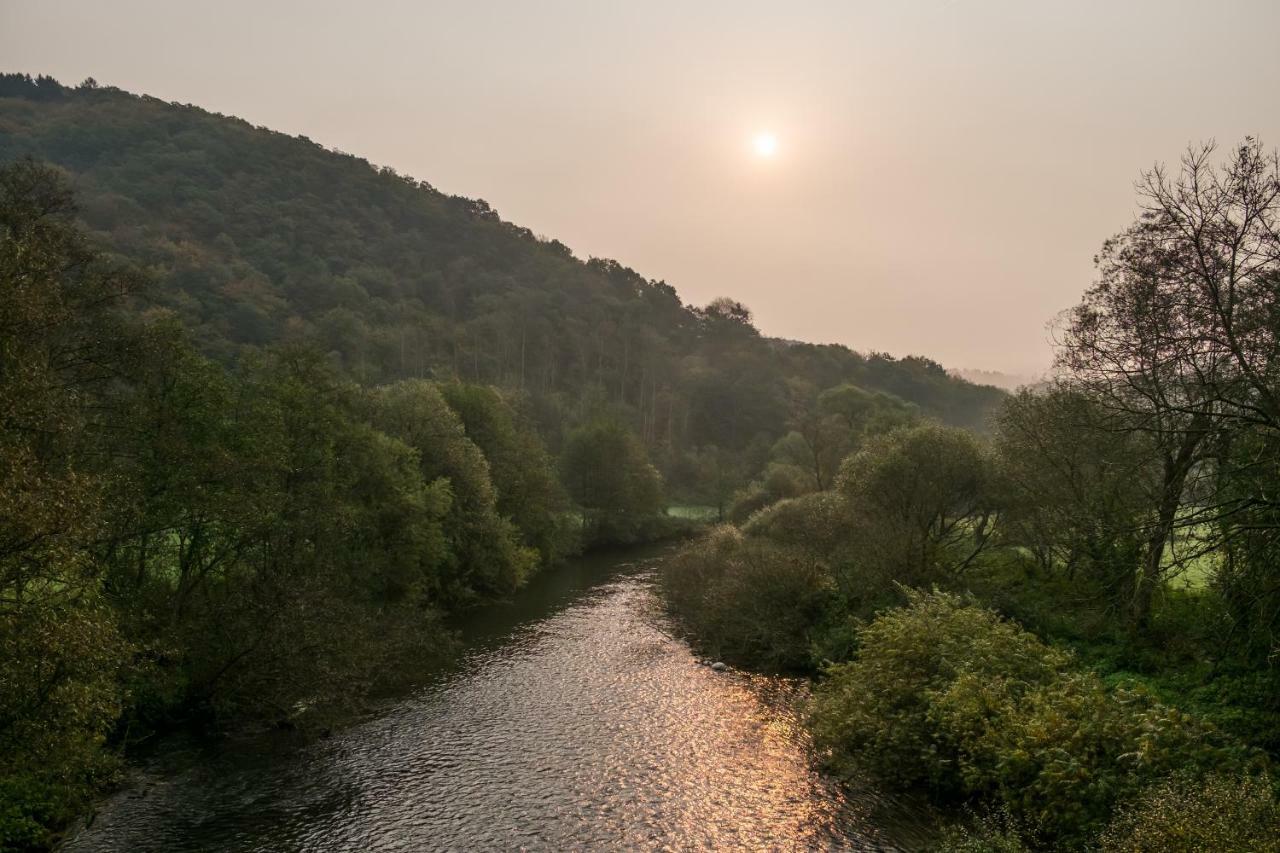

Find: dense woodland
<box><xmin>0</xmin><ymin>74</ymin><xmax>1005</xmax><ymax>849</ymax></box>
<box><xmin>0</xmin><ymin>74</ymin><xmax>1002</xmax><ymax>462</ymax></box>
<box><xmin>662</xmin><ymin>139</ymin><xmax>1280</xmax><ymax>849</ymax></box>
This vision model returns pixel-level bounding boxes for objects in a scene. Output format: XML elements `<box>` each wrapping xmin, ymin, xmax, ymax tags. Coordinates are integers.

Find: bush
<box><xmin>660</xmin><ymin>526</ymin><xmax>834</xmax><ymax>670</ymax></box>
<box><xmin>948</xmin><ymin>672</ymin><xmax>1248</xmax><ymax>844</ymax></box>
<box><xmin>810</xmin><ymin>589</ymin><xmax>1067</xmax><ymax>788</ymax></box>
<box><xmin>727</xmin><ymin>462</ymin><xmax>813</xmax><ymax>523</ymax></box>
<box><xmin>933</xmin><ymin>811</ymin><xmax>1032</xmax><ymax>853</ymax></box>
<box><xmin>1098</xmin><ymin>772</ymin><xmax>1280</xmax><ymax>852</ymax></box>
<box><xmin>741</xmin><ymin>491</ymin><xmax>852</xmax><ymax>557</ymax></box>
<box><xmin>810</xmin><ymin>589</ymin><xmax>1258</xmax><ymax>846</ymax></box>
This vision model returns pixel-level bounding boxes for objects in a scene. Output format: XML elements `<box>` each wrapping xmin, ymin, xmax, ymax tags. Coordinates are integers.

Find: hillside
<box><xmin>0</xmin><ymin>73</ymin><xmax>1004</xmax><ymax>466</ymax></box>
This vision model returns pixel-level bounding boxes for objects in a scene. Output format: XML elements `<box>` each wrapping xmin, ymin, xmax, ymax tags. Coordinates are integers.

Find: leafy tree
<box><xmin>439</xmin><ymin>382</ymin><xmax>577</xmax><ymax>565</ymax></box>
<box><xmin>0</xmin><ymin>159</ymin><xmax>139</xmax><ymax>848</ymax></box>
<box><xmin>683</xmin><ymin>443</ymin><xmax>747</xmax><ymax>521</ymax></box>
<box><xmin>836</xmin><ymin>423</ymin><xmax>997</xmax><ymax>584</ymax></box>
<box><xmin>1058</xmin><ymin>140</ymin><xmax>1280</xmax><ymax>627</ymax></box>
<box><xmin>994</xmin><ymin>384</ymin><xmax>1154</xmax><ymax>594</ymax></box>
<box><xmin>560</xmin><ymin>418</ymin><xmax>664</xmax><ymax>544</ymax></box>
<box><xmin>818</xmin><ymin>383</ymin><xmax>917</xmax><ymax>437</ymax></box>
<box><xmin>370</xmin><ymin>380</ymin><xmax>535</xmax><ymax>596</ymax></box>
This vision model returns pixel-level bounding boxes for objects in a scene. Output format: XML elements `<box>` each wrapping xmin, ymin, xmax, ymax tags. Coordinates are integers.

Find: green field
<box><xmin>666</xmin><ymin>505</ymin><xmax>719</xmax><ymax>522</ymax></box>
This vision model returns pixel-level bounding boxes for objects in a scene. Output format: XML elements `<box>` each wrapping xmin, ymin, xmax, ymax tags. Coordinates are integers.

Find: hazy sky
<box><xmin>5</xmin><ymin>1</ymin><xmax>1280</xmax><ymax>374</ymax></box>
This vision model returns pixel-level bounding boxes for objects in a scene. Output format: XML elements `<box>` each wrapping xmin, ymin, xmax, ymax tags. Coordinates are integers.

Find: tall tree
<box><xmin>0</xmin><ymin>160</ymin><xmax>141</xmax><ymax>846</ymax></box>
<box><xmin>1059</xmin><ymin>140</ymin><xmax>1280</xmax><ymax>627</ymax></box>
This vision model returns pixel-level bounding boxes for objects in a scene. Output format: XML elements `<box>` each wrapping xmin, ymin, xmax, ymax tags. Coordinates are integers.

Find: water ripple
<box><xmin>64</xmin><ymin>565</ymin><xmax>922</xmax><ymax>852</ymax></box>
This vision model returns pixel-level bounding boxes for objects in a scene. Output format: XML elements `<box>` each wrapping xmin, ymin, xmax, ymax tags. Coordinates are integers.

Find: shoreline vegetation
<box><xmin>660</xmin><ymin>141</ymin><xmax>1280</xmax><ymax>850</ymax></box>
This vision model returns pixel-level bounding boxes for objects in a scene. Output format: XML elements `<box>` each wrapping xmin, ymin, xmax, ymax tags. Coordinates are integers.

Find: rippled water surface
<box><xmin>65</xmin><ymin>548</ymin><xmax>928</xmax><ymax>851</ymax></box>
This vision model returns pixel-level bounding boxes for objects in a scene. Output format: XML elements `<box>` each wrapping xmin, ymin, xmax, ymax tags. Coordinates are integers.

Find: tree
<box><xmin>994</xmin><ymin>384</ymin><xmax>1156</xmax><ymax>596</ymax></box>
<box><xmin>685</xmin><ymin>444</ymin><xmax>746</xmax><ymax>521</ymax></box>
<box><xmin>0</xmin><ymin>160</ymin><xmax>141</xmax><ymax>847</ymax></box>
<box><xmin>370</xmin><ymin>380</ymin><xmax>535</xmax><ymax>595</ymax></box>
<box><xmin>1059</xmin><ymin>139</ymin><xmax>1280</xmax><ymax>627</ymax></box>
<box><xmin>439</xmin><ymin>382</ymin><xmax>577</xmax><ymax>565</ymax></box>
<box><xmin>560</xmin><ymin>418</ymin><xmax>664</xmax><ymax>544</ymax></box>
<box><xmin>837</xmin><ymin>423</ymin><xmax>996</xmax><ymax>584</ymax></box>
<box><xmin>818</xmin><ymin>383</ymin><xmax>917</xmax><ymax>437</ymax></box>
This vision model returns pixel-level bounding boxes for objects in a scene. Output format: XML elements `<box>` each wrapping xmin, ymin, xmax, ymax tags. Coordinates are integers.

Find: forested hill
<box><xmin>0</xmin><ymin>73</ymin><xmax>1002</xmax><ymax>452</ymax></box>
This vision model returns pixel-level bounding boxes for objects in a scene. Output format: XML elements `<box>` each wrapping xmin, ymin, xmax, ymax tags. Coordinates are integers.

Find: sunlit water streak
<box><xmin>63</xmin><ymin>551</ymin><xmax>930</xmax><ymax>851</ymax></box>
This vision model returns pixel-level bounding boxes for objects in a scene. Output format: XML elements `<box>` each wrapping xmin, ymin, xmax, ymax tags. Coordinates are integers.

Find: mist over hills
<box><xmin>950</xmin><ymin>368</ymin><xmax>1043</xmax><ymax>393</ymax></box>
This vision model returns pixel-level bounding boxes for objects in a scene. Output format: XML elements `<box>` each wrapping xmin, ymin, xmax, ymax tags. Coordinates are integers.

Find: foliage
<box><xmin>810</xmin><ymin>590</ymin><xmax>1067</xmax><ymax>789</ymax></box>
<box><xmin>949</xmin><ymin>672</ymin><xmax>1247</xmax><ymax>844</ymax></box>
<box><xmin>810</xmin><ymin>590</ymin><xmax>1257</xmax><ymax>847</ymax></box>
<box><xmin>993</xmin><ymin>384</ymin><xmax>1154</xmax><ymax>589</ymax></box>
<box><xmin>1055</xmin><ymin>139</ymin><xmax>1280</xmax><ymax>629</ymax></box>
<box><xmin>836</xmin><ymin>423</ymin><xmax>996</xmax><ymax>584</ymax></box>
<box><xmin>740</xmin><ymin>491</ymin><xmax>853</xmax><ymax>558</ymax></box>
<box><xmin>440</xmin><ymin>382</ymin><xmax>578</xmax><ymax>564</ymax></box>
<box><xmin>933</xmin><ymin>811</ymin><xmax>1032</xmax><ymax>853</ymax></box>
<box><xmin>0</xmin><ymin>158</ymin><xmax>140</xmax><ymax>851</ymax></box>
<box><xmin>370</xmin><ymin>379</ymin><xmax>537</xmax><ymax>595</ymax></box>
<box><xmin>1098</xmin><ymin>772</ymin><xmax>1280</xmax><ymax>853</ymax></box>
<box><xmin>560</xmin><ymin>418</ymin><xmax>665</xmax><ymax>544</ymax></box>
<box><xmin>0</xmin><ymin>603</ymin><xmax>128</xmax><ymax>851</ymax></box>
<box><xmin>659</xmin><ymin>526</ymin><xmax>834</xmax><ymax>670</ymax></box>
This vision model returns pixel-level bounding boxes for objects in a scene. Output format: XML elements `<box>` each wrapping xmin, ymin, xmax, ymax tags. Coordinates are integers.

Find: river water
<box><xmin>63</xmin><ymin>546</ymin><xmax>931</xmax><ymax>852</ymax></box>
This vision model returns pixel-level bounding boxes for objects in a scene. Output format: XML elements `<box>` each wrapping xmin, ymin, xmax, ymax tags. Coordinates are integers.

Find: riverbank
<box><xmin>61</xmin><ymin>548</ymin><xmax>932</xmax><ymax>851</ymax></box>
<box><xmin>655</xmin><ymin>523</ymin><xmax>1280</xmax><ymax>851</ymax></box>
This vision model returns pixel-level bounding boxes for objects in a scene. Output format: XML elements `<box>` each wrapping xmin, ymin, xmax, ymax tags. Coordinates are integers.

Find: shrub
<box><xmin>727</xmin><ymin>462</ymin><xmax>813</xmax><ymax>523</ymax></box>
<box><xmin>1098</xmin><ymin>772</ymin><xmax>1280</xmax><ymax>852</ymax></box>
<box><xmin>726</xmin><ymin>482</ymin><xmax>774</xmax><ymax>524</ymax></box>
<box><xmin>950</xmin><ymin>672</ymin><xmax>1248</xmax><ymax>844</ymax></box>
<box><xmin>933</xmin><ymin>811</ymin><xmax>1033</xmax><ymax>853</ymax></box>
<box><xmin>810</xmin><ymin>589</ymin><xmax>1259</xmax><ymax>847</ymax></box>
<box><xmin>660</xmin><ymin>526</ymin><xmax>834</xmax><ymax>670</ymax></box>
<box><xmin>809</xmin><ymin>589</ymin><xmax>1067</xmax><ymax>788</ymax></box>
<box><xmin>741</xmin><ymin>491</ymin><xmax>853</xmax><ymax>557</ymax></box>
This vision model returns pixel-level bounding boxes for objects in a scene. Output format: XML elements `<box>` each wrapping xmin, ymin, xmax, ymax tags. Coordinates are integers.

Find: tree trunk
<box><xmin>1131</xmin><ymin>414</ymin><xmax>1208</xmax><ymax>629</ymax></box>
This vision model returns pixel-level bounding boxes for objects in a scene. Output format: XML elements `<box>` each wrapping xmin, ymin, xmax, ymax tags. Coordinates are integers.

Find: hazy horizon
<box><xmin>4</xmin><ymin>0</ymin><xmax>1279</xmax><ymax>375</ymax></box>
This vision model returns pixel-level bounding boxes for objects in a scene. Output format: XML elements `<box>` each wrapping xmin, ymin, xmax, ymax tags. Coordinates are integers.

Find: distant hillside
<box><xmin>0</xmin><ymin>73</ymin><xmax>1004</xmax><ymax>459</ymax></box>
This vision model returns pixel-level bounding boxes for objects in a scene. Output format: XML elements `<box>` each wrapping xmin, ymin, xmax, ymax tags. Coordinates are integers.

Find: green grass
<box><xmin>665</xmin><ymin>504</ymin><xmax>719</xmax><ymax>522</ymax></box>
<box><xmin>1163</xmin><ymin>524</ymin><xmax>1221</xmax><ymax>590</ymax></box>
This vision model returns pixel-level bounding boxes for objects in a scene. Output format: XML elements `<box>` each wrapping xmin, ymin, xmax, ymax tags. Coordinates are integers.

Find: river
<box><xmin>62</xmin><ymin>546</ymin><xmax>932</xmax><ymax>851</ymax></box>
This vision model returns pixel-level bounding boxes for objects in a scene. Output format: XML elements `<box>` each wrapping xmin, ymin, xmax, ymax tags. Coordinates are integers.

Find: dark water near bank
<box><xmin>63</xmin><ymin>547</ymin><xmax>931</xmax><ymax>851</ymax></box>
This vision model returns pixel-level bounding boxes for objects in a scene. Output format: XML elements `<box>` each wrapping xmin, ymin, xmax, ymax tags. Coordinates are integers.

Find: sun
<box><xmin>752</xmin><ymin>132</ymin><xmax>778</xmax><ymax>158</ymax></box>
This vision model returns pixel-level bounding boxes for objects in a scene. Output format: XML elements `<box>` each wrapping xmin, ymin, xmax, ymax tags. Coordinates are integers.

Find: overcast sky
<box><xmin>4</xmin><ymin>0</ymin><xmax>1279</xmax><ymax>374</ymax></box>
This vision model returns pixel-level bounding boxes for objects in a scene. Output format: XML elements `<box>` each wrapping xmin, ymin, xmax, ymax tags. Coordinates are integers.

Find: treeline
<box><xmin>661</xmin><ymin>140</ymin><xmax>1280</xmax><ymax>850</ymax></box>
<box><xmin>0</xmin><ymin>161</ymin><xmax>672</xmax><ymax>850</ymax></box>
<box><xmin>0</xmin><ymin>72</ymin><xmax>1004</xmax><ymax>500</ymax></box>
